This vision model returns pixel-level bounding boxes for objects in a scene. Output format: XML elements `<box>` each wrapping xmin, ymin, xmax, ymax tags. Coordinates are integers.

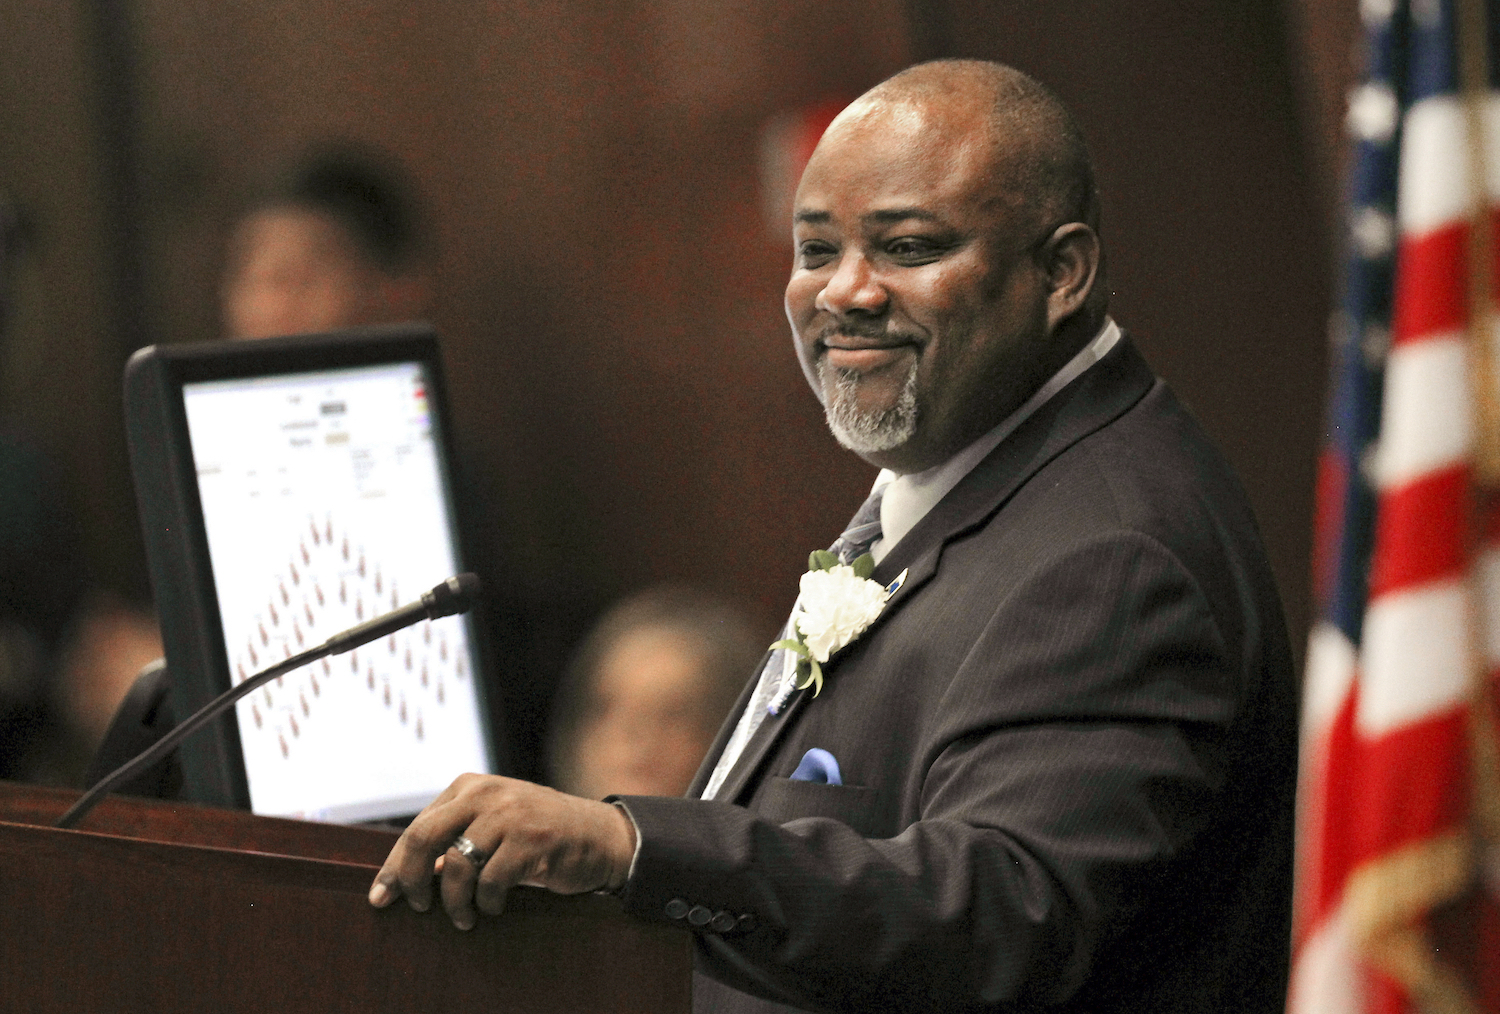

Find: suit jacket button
<box><xmin>687</xmin><ymin>905</ymin><xmax>713</xmax><ymax>927</ymax></box>
<box><xmin>708</xmin><ymin>911</ymin><xmax>735</xmax><ymax>933</ymax></box>
<box><xmin>735</xmin><ymin>913</ymin><xmax>757</xmax><ymax>933</ymax></box>
<box><xmin>664</xmin><ymin>898</ymin><xmax>689</xmax><ymax>920</ymax></box>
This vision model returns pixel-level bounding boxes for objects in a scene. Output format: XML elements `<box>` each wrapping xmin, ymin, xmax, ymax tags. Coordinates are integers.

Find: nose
<box><xmin>815</xmin><ymin>251</ymin><xmax>888</xmax><ymax>316</ymax></box>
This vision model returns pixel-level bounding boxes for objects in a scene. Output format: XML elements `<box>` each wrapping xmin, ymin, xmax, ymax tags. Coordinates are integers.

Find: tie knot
<box><xmin>830</xmin><ymin>482</ymin><xmax>887</xmax><ymax>565</ymax></box>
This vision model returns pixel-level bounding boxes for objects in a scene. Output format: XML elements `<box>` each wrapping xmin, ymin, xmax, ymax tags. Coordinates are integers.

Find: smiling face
<box><xmin>786</xmin><ymin>88</ymin><xmax>1087</xmax><ymax>474</ymax></box>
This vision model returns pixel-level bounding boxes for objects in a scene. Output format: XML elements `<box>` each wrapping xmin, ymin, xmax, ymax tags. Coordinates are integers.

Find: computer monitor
<box><xmin>124</xmin><ymin>325</ymin><xmax>503</xmax><ymax>822</ymax></box>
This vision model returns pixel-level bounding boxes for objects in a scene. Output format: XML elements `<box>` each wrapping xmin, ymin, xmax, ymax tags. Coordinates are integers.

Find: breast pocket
<box><xmin>754</xmin><ymin>777</ymin><xmax>880</xmax><ymax>837</ymax></box>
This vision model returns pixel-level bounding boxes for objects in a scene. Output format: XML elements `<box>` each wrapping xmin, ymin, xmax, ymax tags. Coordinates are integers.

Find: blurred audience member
<box><xmin>221</xmin><ymin>145</ymin><xmax>428</xmax><ymax>340</ymax></box>
<box><xmin>549</xmin><ymin>587</ymin><xmax>763</xmax><ymax>800</ymax></box>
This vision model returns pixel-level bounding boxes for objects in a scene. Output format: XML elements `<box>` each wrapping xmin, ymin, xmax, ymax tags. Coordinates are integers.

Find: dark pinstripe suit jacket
<box><xmin>617</xmin><ymin>337</ymin><xmax>1298</xmax><ymax>1013</ymax></box>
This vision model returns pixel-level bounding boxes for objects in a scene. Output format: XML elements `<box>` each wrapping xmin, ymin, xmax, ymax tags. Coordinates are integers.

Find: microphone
<box><xmin>320</xmin><ymin>572</ymin><xmax>478</xmax><ymax>655</ymax></box>
<box><xmin>56</xmin><ymin>573</ymin><xmax>482</xmax><ymax>830</ymax></box>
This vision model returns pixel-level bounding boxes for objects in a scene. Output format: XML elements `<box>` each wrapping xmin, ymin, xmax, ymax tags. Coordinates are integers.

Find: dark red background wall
<box><xmin>1</xmin><ymin>1</ymin><xmax>1358</xmax><ymax>775</ymax></box>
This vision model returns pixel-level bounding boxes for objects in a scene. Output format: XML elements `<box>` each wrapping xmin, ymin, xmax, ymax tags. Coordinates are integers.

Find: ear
<box><xmin>1038</xmin><ymin>223</ymin><xmax>1100</xmax><ymax>332</ymax></box>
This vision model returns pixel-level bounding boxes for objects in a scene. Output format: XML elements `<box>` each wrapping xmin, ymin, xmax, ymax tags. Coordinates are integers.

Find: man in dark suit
<box><xmin>370</xmin><ymin>59</ymin><xmax>1297</xmax><ymax>1013</ymax></box>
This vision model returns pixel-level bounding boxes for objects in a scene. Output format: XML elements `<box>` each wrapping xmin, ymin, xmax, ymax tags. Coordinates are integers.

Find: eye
<box><xmin>886</xmin><ymin>236</ymin><xmax>945</xmax><ymax>264</ymax></box>
<box><xmin>796</xmin><ymin>240</ymin><xmax>837</xmax><ymax>268</ymax></box>
<box><xmin>796</xmin><ymin>239</ymin><xmax>837</xmax><ymax>270</ymax></box>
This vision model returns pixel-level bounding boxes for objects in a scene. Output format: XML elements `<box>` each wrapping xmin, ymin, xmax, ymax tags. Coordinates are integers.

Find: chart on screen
<box><xmin>183</xmin><ymin>362</ymin><xmax>490</xmax><ymax>822</ymax></box>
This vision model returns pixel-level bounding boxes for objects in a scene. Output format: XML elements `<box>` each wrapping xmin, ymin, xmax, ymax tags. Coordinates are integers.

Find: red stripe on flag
<box><xmin>1345</xmin><ymin>706</ymin><xmax>1470</xmax><ymax>864</ymax></box>
<box><xmin>1370</xmin><ymin>972</ymin><xmax>1406</xmax><ymax>1014</ymax></box>
<box><xmin>1300</xmin><ymin>680</ymin><xmax>1472</xmax><ymax>933</ymax></box>
<box><xmin>1307</xmin><ymin>686</ymin><xmax>1362</xmax><ymax>929</ymax></box>
<box><xmin>1393</xmin><ymin>222</ymin><xmax>1466</xmax><ymax>344</ymax></box>
<box><xmin>1392</xmin><ymin>207</ymin><xmax>1500</xmax><ymax>345</ymax></box>
<box><xmin>1367</xmin><ymin>464</ymin><xmax>1470</xmax><ymax>598</ymax></box>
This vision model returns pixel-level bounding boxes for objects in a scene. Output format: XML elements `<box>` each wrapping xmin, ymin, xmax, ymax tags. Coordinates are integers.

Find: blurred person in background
<box><xmin>221</xmin><ymin>145</ymin><xmax>429</xmax><ymax>340</ymax></box>
<box><xmin>548</xmin><ymin>587</ymin><xmax>763</xmax><ymax>800</ymax></box>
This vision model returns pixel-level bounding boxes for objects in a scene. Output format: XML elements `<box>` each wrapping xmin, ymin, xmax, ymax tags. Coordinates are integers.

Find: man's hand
<box><xmin>367</xmin><ymin>773</ymin><xmax>638</xmax><ymax>931</ymax></box>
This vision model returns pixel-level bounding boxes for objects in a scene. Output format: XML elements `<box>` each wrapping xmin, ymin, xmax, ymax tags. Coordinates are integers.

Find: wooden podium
<box><xmin>0</xmin><ymin>782</ymin><xmax>691</xmax><ymax>1013</ymax></box>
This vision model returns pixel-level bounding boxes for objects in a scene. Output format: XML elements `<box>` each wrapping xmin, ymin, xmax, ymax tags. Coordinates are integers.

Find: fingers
<box><xmin>369</xmin><ymin>813</ymin><xmax>446</xmax><ymax>912</ymax></box>
<box><xmin>368</xmin><ymin>773</ymin><xmax>486</xmax><ymax>911</ymax></box>
<box><xmin>474</xmin><ymin>855</ymin><xmax>511</xmax><ymax>916</ymax></box>
<box><xmin>440</xmin><ymin>840</ymin><xmax>483</xmax><ymax>930</ymax></box>
<box><xmin>475</xmin><ymin>835</ymin><xmax>531</xmax><ymax>915</ymax></box>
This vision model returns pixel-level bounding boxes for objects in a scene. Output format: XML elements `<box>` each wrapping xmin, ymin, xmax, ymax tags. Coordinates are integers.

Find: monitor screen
<box><xmin>179</xmin><ymin>359</ymin><xmax>492</xmax><ymax>822</ymax></box>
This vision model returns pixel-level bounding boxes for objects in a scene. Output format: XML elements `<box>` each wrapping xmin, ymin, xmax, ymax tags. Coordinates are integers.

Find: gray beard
<box><xmin>819</xmin><ymin>357</ymin><xmax>919</xmax><ymax>454</ymax></box>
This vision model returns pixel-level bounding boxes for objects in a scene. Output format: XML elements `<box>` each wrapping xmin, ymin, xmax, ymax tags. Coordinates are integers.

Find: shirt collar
<box><xmin>869</xmin><ymin>317</ymin><xmax>1122</xmax><ymax>563</ymax></box>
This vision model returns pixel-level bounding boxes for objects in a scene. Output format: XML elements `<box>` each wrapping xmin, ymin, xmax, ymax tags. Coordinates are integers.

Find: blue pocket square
<box><xmin>790</xmin><ymin>748</ymin><xmax>842</xmax><ymax>785</ymax></box>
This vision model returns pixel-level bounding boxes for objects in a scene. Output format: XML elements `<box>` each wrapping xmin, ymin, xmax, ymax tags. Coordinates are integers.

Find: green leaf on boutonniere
<box><xmin>808</xmin><ymin>549</ymin><xmax>839</xmax><ymax>572</ymax></box>
<box><xmin>771</xmin><ymin>638</ymin><xmax>826</xmax><ymax>697</ymax></box>
<box><xmin>796</xmin><ymin>655</ymin><xmax>824</xmax><ymax>696</ymax></box>
<box><xmin>851</xmin><ymin>553</ymin><xmax>875</xmax><ymax>581</ymax></box>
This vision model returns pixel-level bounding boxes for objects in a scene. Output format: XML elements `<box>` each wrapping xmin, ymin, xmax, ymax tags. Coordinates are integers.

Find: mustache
<box><xmin>816</xmin><ymin>323</ymin><xmax>922</xmax><ymax>345</ymax></box>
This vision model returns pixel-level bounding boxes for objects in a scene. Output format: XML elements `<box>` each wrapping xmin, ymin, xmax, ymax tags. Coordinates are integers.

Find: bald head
<box><xmin>851</xmin><ymin>60</ymin><xmax>1100</xmax><ymax>239</ymax></box>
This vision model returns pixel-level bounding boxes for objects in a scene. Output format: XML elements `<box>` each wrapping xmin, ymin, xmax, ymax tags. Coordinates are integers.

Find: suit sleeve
<box><xmin>613</xmin><ymin>532</ymin><xmax>1250</xmax><ymax>1013</ymax></box>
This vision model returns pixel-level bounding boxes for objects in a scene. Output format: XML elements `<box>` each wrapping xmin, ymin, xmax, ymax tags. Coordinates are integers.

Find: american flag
<box><xmin>1291</xmin><ymin>1</ymin><xmax>1500</xmax><ymax>1012</ymax></box>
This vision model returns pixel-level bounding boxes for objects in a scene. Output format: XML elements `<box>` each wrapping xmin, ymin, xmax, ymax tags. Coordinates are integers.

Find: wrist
<box><xmin>604</xmin><ymin>800</ymin><xmax>639</xmax><ymax>893</ymax></box>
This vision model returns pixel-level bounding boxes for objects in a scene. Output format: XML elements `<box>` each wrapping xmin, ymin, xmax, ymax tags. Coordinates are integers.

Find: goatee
<box><xmin>818</xmin><ymin>356</ymin><xmax>919</xmax><ymax>454</ymax></box>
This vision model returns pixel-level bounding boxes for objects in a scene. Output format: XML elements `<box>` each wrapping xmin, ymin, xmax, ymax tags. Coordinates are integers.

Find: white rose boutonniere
<box><xmin>770</xmin><ymin>549</ymin><xmax>890</xmax><ymax>697</ymax></box>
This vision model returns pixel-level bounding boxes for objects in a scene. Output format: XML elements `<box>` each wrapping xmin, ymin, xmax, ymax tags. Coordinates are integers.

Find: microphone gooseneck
<box><xmin>56</xmin><ymin>573</ymin><xmax>482</xmax><ymax>830</ymax></box>
<box><xmin>320</xmin><ymin>573</ymin><xmax>480</xmax><ymax>654</ymax></box>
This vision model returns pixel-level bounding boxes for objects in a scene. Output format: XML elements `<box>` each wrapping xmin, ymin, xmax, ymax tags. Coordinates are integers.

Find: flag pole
<box><xmin>1454</xmin><ymin>0</ymin><xmax>1500</xmax><ymax>860</ymax></box>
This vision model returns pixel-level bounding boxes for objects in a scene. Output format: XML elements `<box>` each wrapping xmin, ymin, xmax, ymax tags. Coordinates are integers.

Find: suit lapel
<box><xmin>857</xmin><ymin>335</ymin><xmax>1156</xmax><ymax>645</ymax></box>
<box><xmin>708</xmin><ymin>336</ymin><xmax>1157</xmax><ymax>806</ymax></box>
<box><xmin>874</xmin><ymin>334</ymin><xmax>1155</xmax><ymax>581</ymax></box>
<box><xmin>686</xmin><ymin>646</ymin><xmax>772</xmax><ymax>799</ymax></box>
